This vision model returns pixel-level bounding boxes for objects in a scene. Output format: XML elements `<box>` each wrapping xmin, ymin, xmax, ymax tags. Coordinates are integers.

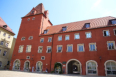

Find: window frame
<box><xmin>41</xmin><ymin>56</ymin><xmax>45</xmax><ymax>60</ymax></box>
<box><xmin>65</xmin><ymin>35</ymin><xmax>70</xmax><ymax>40</ymax></box>
<box><xmin>40</xmin><ymin>38</ymin><xmax>44</xmax><ymax>43</ymax></box>
<box><xmin>57</xmin><ymin>45</ymin><xmax>63</xmax><ymax>53</ymax></box>
<box><xmin>62</xmin><ymin>26</ymin><xmax>67</xmax><ymax>31</ymax></box>
<box><xmin>46</xmin><ymin>46</ymin><xmax>52</xmax><ymax>53</ymax></box>
<box><xmin>38</xmin><ymin>46</ymin><xmax>43</xmax><ymax>53</ymax></box>
<box><xmin>77</xmin><ymin>44</ymin><xmax>85</xmax><ymax>52</ymax></box>
<box><xmin>3</xmin><ymin>33</ymin><xmax>6</xmax><ymax>37</ymax></box>
<box><xmin>3</xmin><ymin>51</ymin><xmax>7</xmax><ymax>56</ymax></box>
<box><xmin>18</xmin><ymin>45</ymin><xmax>24</xmax><ymax>53</ymax></box>
<box><xmin>67</xmin><ymin>44</ymin><xmax>73</xmax><ymax>52</ymax></box>
<box><xmin>74</xmin><ymin>33</ymin><xmax>80</xmax><ymax>40</ymax></box>
<box><xmin>89</xmin><ymin>43</ymin><xmax>97</xmax><ymax>51</ymax></box>
<box><xmin>26</xmin><ymin>56</ymin><xmax>30</xmax><ymax>59</ymax></box>
<box><xmin>32</xmin><ymin>17</ymin><xmax>35</xmax><ymax>20</ymax></box>
<box><xmin>85</xmin><ymin>32</ymin><xmax>92</xmax><ymax>38</ymax></box>
<box><xmin>26</xmin><ymin>45</ymin><xmax>32</xmax><ymax>53</ymax></box>
<box><xmin>21</xmin><ymin>37</ymin><xmax>25</xmax><ymax>41</ymax></box>
<box><xmin>27</xmin><ymin>18</ymin><xmax>30</xmax><ymax>21</ymax></box>
<box><xmin>107</xmin><ymin>41</ymin><xmax>116</xmax><ymax>50</ymax></box>
<box><xmin>58</xmin><ymin>35</ymin><xmax>62</xmax><ymax>41</ymax></box>
<box><xmin>103</xmin><ymin>30</ymin><xmax>110</xmax><ymax>37</ymax></box>
<box><xmin>48</xmin><ymin>37</ymin><xmax>52</xmax><ymax>42</ymax></box>
<box><xmin>85</xmin><ymin>23</ymin><xmax>90</xmax><ymax>28</ymax></box>
<box><xmin>28</xmin><ymin>36</ymin><xmax>33</xmax><ymax>40</ymax></box>
<box><xmin>113</xmin><ymin>29</ymin><xmax>116</xmax><ymax>35</ymax></box>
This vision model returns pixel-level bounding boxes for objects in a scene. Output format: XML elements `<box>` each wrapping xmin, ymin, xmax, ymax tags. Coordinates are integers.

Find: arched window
<box><xmin>13</xmin><ymin>59</ymin><xmax>20</xmax><ymax>70</ymax></box>
<box><xmin>0</xmin><ymin>61</ymin><xmax>2</xmax><ymax>67</ymax></box>
<box><xmin>86</xmin><ymin>61</ymin><xmax>97</xmax><ymax>75</ymax></box>
<box><xmin>36</xmin><ymin>61</ymin><xmax>43</xmax><ymax>72</ymax></box>
<box><xmin>106</xmin><ymin>61</ymin><xmax>116</xmax><ymax>75</ymax></box>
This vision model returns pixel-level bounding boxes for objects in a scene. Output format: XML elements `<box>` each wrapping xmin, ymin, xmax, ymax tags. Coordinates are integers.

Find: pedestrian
<box><xmin>32</xmin><ymin>66</ymin><xmax>34</xmax><ymax>72</ymax></box>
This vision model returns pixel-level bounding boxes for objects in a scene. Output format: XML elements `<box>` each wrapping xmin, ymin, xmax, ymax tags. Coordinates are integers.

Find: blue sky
<box><xmin>0</xmin><ymin>0</ymin><xmax>116</xmax><ymax>38</ymax></box>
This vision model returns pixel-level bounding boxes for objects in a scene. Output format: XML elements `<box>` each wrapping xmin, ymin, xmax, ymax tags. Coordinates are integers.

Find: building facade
<box><xmin>10</xmin><ymin>3</ymin><xmax>116</xmax><ymax>76</ymax></box>
<box><xmin>0</xmin><ymin>17</ymin><xmax>15</xmax><ymax>69</ymax></box>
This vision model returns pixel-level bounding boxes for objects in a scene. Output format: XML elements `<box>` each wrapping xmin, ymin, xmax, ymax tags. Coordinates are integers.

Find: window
<box><xmin>74</xmin><ymin>33</ymin><xmax>80</xmax><ymax>39</ymax></box>
<box><xmin>26</xmin><ymin>45</ymin><xmax>32</xmax><ymax>52</ymax></box>
<box><xmin>113</xmin><ymin>29</ymin><xmax>116</xmax><ymax>35</ymax></box>
<box><xmin>0</xmin><ymin>41</ymin><xmax>4</xmax><ymax>45</ymax></box>
<box><xmin>111</xmin><ymin>20</ymin><xmax>116</xmax><ymax>24</ymax></box>
<box><xmin>57</xmin><ymin>45</ymin><xmax>62</xmax><ymax>52</ymax></box>
<box><xmin>65</xmin><ymin>35</ymin><xmax>69</xmax><ymax>40</ymax></box>
<box><xmin>21</xmin><ymin>37</ymin><xmax>25</xmax><ymax>41</ymax></box>
<box><xmin>3</xmin><ymin>25</ymin><xmax>7</xmax><ymax>28</ymax></box>
<box><xmin>62</xmin><ymin>26</ymin><xmax>67</xmax><ymax>31</ymax></box>
<box><xmin>48</xmin><ymin>37</ymin><xmax>52</xmax><ymax>42</ymax></box>
<box><xmin>47</xmin><ymin>46</ymin><xmax>52</xmax><ymax>53</ymax></box>
<box><xmin>5</xmin><ymin>43</ymin><xmax>9</xmax><ymax>47</ymax></box>
<box><xmin>58</xmin><ymin>35</ymin><xmax>62</xmax><ymax>41</ymax></box>
<box><xmin>32</xmin><ymin>17</ymin><xmax>35</xmax><ymax>20</ymax></box>
<box><xmin>26</xmin><ymin>56</ymin><xmax>30</xmax><ymax>59</ymax></box>
<box><xmin>8</xmin><ymin>35</ymin><xmax>10</xmax><ymax>39</ymax></box>
<box><xmin>107</xmin><ymin>41</ymin><xmax>115</xmax><ymax>50</ymax></box>
<box><xmin>7</xmin><ymin>61</ymin><xmax>10</xmax><ymax>65</ymax></box>
<box><xmin>28</xmin><ymin>36</ymin><xmax>33</xmax><ymax>40</ymax></box>
<box><xmin>27</xmin><ymin>18</ymin><xmax>30</xmax><ymax>21</ymax></box>
<box><xmin>3</xmin><ymin>51</ymin><xmax>7</xmax><ymax>56</ymax></box>
<box><xmin>0</xmin><ymin>61</ymin><xmax>2</xmax><ymax>67</ymax></box>
<box><xmin>31</xmin><ymin>10</ymin><xmax>34</xmax><ymax>14</ymax></box>
<box><xmin>67</xmin><ymin>44</ymin><xmax>73</xmax><ymax>52</ymax></box>
<box><xmin>3</xmin><ymin>33</ymin><xmax>6</xmax><ymax>36</ymax></box>
<box><xmin>89</xmin><ymin>43</ymin><xmax>97</xmax><ymax>51</ymax></box>
<box><xmin>77</xmin><ymin>44</ymin><xmax>84</xmax><ymax>52</ymax></box>
<box><xmin>87</xmin><ymin>61</ymin><xmax>97</xmax><ymax>74</ymax></box>
<box><xmin>18</xmin><ymin>45</ymin><xmax>24</xmax><ymax>53</ymax></box>
<box><xmin>85</xmin><ymin>23</ymin><xmax>90</xmax><ymax>28</ymax></box>
<box><xmin>40</xmin><ymin>38</ymin><xmax>44</xmax><ymax>43</ymax></box>
<box><xmin>44</xmin><ymin>30</ymin><xmax>48</xmax><ymax>34</ymax></box>
<box><xmin>0</xmin><ymin>49</ymin><xmax>1</xmax><ymax>54</ymax></box>
<box><xmin>38</xmin><ymin>46</ymin><xmax>43</xmax><ymax>53</ymax></box>
<box><xmin>103</xmin><ymin>30</ymin><xmax>110</xmax><ymax>36</ymax></box>
<box><xmin>85</xmin><ymin>32</ymin><xmax>91</xmax><ymax>38</ymax></box>
<box><xmin>41</xmin><ymin>56</ymin><xmax>45</xmax><ymax>60</ymax></box>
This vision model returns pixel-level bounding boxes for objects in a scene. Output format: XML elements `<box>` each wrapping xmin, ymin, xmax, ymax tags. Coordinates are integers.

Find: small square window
<box><xmin>5</xmin><ymin>43</ymin><xmax>9</xmax><ymax>47</ymax></box>
<box><xmin>47</xmin><ymin>46</ymin><xmax>52</xmax><ymax>53</ymax></box>
<box><xmin>89</xmin><ymin>43</ymin><xmax>96</xmax><ymax>51</ymax></box>
<box><xmin>26</xmin><ymin>56</ymin><xmax>30</xmax><ymax>59</ymax></box>
<box><xmin>67</xmin><ymin>44</ymin><xmax>73</xmax><ymax>52</ymax></box>
<box><xmin>0</xmin><ymin>41</ymin><xmax>4</xmax><ymax>45</ymax></box>
<box><xmin>3</xmin><ymin>25</ymin><xmax>7</xmax><ymax>28</ymax></box>
<box><xmin>41</xmin><ymin>56</ymin><xmax>45</xmax><ymax>60</ymax></box>
<box><xmin>3</xmin><ymin>51</ymin><xmax>7</xmax><ymax>56</ymax></box>
<box><xmin>58</xmin><ymin>36</ymin><xmax>62</xmax><ymax>41</ymax></box>
<box><xmin>48</xmin><ymin>37</ymin><xmax>52</xmax><ymax>42</ymax></box>
<box><xmin>77</xmin><ymin>44</ymin><xmax>84</xmax><ymax>52</ymax></box>
<box><xmin>21</xmin><ymin>37</ymin><xmax>25</xmax><ymax>41</ymax></box>
<box><xmin>40</xmin><ymin>38</ymin><xmax>44</xmax><ymax>43</ymax></box>
<box><xmin>113</xmin><ymin>29</ymin><xmax>116</xmax><ymax>35</ymax></box>
<box><xmin>85</xmin><ymin>32</ymin><xmax>91</xmax><ymax>38</ymax></box>
<box><xmin>107</xmin><ymin>41</ymin><xmax>115</xmax><ymax>50</ymax></box>
<box><xmin>74</xmin><ymin>33</ymin><xmax>80</xmax><ymax>39</ymax></box>
<box><xmin>3</xmin><ymin>33</ymin><xmax>6</xmax><ymax>36</ymax></box>
<box><xmin>103</xmin><ymin>30</ymin><xmax>110</xmax><ymax>36</ymax></box>
<box><xmin>38</xmin><ymin>46</ymin><xmax>43</xmax><ymax>53</ymax></box>
<box><xmin>32</xmin><ymin>17</ymin><xmax>35</xmax><ymax>20</ymax></box>
<box><xmin>85</xmin><ymin>23</ymin><xmax>90</xmax><ymax>28</ymax></box>
<box><xmin>111</xmin><ymin>20</ymin><xmax>116</xmax><ymax>24</ymax></box>
<box><xmin>27</xmin><ymin>18</ymin><xmax>30</xmax><ymax>21</ymax></box>
<box><xmin>62</xmin><ymin>27</ymin><xmax>67</xmax><ymax>31</ymax></box>
<box><xmin>65</xmin><ymin>35</ymin><xmax>69</xmax><ymax>40</ymax></box>
<box><xmin>57</xmin><ymin>45</ymin><xmax>62</xmax><ymax>53</ymax></box>
<box><xmin>26</xmin><ymin>45</ymin><xmax>32</xmax><ymax>52</ymax></box>
<box><xmin>28</xmin><ymin>36</ymin><xmax>33</xmax><ymax>40</ymax></box>
<box><xmin>8</xmin><ymin>35</ymin><xmax>10</xmax><ymax>39</ymax></box>
<box><xmin>18</xmin><ymin>45</ymin><xmax>24</xmax><ymax>53</ymax></box>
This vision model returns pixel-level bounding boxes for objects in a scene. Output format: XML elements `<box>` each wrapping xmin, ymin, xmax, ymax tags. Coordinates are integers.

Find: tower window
<box><xmin>85</xmin><ymin>23</ymin><xmax>90</xmax><ymax>28</ymax></box>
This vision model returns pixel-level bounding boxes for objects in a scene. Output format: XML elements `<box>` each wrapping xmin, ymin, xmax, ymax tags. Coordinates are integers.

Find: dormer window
<box><xmin>3</xmin><ymin>25</ymin><xmax>7</xmax><ymax>28</ymax></box>
<box><xmin>31</xmin><ymin>10</ymin><xmax>35</xmax><ymax>14</ymax></box>
<box><xmin>62</xmin><ymin>26</ymin><xmax>67</xmax><ymax>31</ymax></box>
<box><xmin>111</xmin><ymin>19</ymin><xmax>116</xmax><ymax>24</ymax></box>
<box><xmin>44</xmin><ymin>30</ymin><xmax>48</xmax><ymax>34</ymax></box>
<box><xmin>85</xmin><ymin>23</ymin><xmax>90</xmax><ymax>28</ymax></box>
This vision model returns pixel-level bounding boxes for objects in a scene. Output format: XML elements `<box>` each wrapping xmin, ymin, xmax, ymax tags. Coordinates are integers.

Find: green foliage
<box><xmin>54</xmin><ymin>62</ymin><xmax>63</xmax><ymax>74</ymax></box>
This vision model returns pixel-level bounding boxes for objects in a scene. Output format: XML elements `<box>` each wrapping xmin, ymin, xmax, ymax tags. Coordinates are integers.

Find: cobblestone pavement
<box><xmin>0</xmin><ymin>70</ymin><xmax>110</xmax><ymax>77</ymax></box>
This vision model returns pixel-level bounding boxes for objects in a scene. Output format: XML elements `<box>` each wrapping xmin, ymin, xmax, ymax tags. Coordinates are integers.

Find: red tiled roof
<box><xmin>44</xmin><ymin>16</ymin><xmax>116</xmax><ymax>35</ymax></box>
<box><xmin>25</xmin><ymin>3</ymin><xmax>45</xmax><ymax>17</ymax></box>
<box><xmin>0</xmin><ymin>17</ymin><xmax>15</xmax><ymax>35</ymax></box>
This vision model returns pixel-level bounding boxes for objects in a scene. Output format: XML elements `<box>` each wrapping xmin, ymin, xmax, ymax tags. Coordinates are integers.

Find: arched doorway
<box><xmin>13</xmin><ymin>59</ymin><xmax>20</xmax><ymax>70</ymax></box>
<box><xmin>66</xmin><ymin>59</ymin><xmax>82</xmax><ymax>74</ymax></box>
<box><xmin>54</xmin><ymin>62</ymin><xmax>62</xmax><ymax>74</ymax></box>
<box><xmin>24</xmin><ymin>60</ymin><xmax>30</xmax><ymax>72</ymax></box>
<box><xmin>36</xmin><ymin>61</ymin><xmax>43</xmax><ymax>72</ymax></box>
<box><xmin>104</xmin><ymin>60</ymin><xmax>116</xmax><ymax>76</ymax></box>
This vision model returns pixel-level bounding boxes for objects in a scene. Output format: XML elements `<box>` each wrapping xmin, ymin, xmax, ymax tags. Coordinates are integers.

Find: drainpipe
<box><xmin>41</xmin><ymin>16</ymin><xmax>44</xmax><ymax>34</ymax></box>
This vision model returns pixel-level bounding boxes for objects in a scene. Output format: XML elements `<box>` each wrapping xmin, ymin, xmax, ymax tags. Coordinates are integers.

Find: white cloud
<box><xmin>91</xmin><ymin>0</ymin><xmax>102</xmax><ymax>9</ymax></box>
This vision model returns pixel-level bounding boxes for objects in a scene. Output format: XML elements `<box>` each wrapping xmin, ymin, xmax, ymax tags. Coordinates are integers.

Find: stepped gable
<box><xmin>44</xmin><ymin>16</ymin><xmax>116</xmax><ymax>35</ymax></box>
<box><xmin>25</xmin><ymin>3</ymin><xmax>45</xmax><ymax>17</ymax></box>
<box><xmin>0</xmin><ymin>17</ymin><xmax>15</xmax><ymax>34</ymax></box>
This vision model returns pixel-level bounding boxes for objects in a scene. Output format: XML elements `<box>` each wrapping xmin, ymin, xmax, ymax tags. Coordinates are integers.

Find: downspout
<box><xmin>41</xmin><ymin>16</ymin><xmax>44</xmax><ymax>34</ymax></box>
<box><xmin>50</xmin><ymin>34</ymin><xmax>54</xmax><ymax>72</ymax></box>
